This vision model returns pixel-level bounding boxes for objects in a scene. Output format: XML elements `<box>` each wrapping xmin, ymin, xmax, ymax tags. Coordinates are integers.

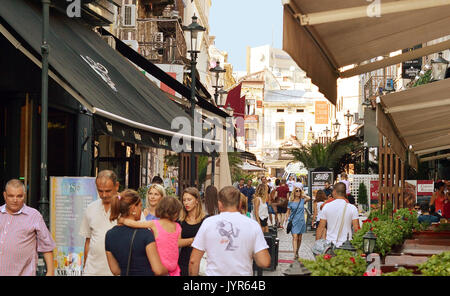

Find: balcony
<box><xmin>136</xmin><ymin>17</ymin><xmax>186</xmax><ymax>65</ymax></box>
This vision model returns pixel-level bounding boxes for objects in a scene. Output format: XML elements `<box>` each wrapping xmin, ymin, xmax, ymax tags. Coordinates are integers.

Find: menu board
<box><xmin>50</xmin><ymin>177</ymin><xmax>99</xmax><ymax>276</ymax></box>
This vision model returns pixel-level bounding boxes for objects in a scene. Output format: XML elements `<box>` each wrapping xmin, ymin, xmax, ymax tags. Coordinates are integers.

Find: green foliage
<box><xmin>357</xmin><ymin>183</ymin><xmax>368</xmax><ymax>208</ymax></box>
<box><xmin>289</xmin><ymin>142</ymin><xmax>355</xmax><ymax>170</ymax></box>
<box><xmin>228</xmin><ymin>152</ymin><xmax>256</xmax><ymax>183</ymax></box>
<box><xmin>197</xmin><ymin>155</ymin><xmax>209</xmax><ymax>186</ymax></box>
<box><xmin>352</xmin><ymin>207</ymin><xmax>421</xmax><ymax>256</ymax></box>
<box><xmin>382</xmin><ymin>267</ymin><xmax>415</xmax><ymax>276</ymax></box>
<box><xmin>413</xmin><ymin>69</ymin><xmax>432</xmax><ymax>87</ymax></box>
<box><xmin>137</xmin><ymin>185</ymin><xmax>149</xmax><ymax>208</ymax></box>
<box><xmin>302</xmin><ymin>250</ymin><xmax>367</xmax><ymax>276</ymax></box>
<box><xmin>164</xmin><ymin>154</ymin><xmax>179</xmax><ymax>167</ymax></box>
<box><xmin>418</xmin><ymin>251</ymin><xmax>450</xmax><ymax>276</ymax></box>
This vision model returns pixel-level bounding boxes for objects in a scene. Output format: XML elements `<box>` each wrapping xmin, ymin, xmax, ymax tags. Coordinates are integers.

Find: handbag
<box><xmin>286</xmin><ymin>200</ymin><xmax>302</xmax><ymax>234</ymax></box>
<box><xmin>312</xmin><ymin>203</ymin><xmax>348</xmax><ymax>256</ymax></box>
<box><xmin>126</xmin><ymin>229</ymin><xmax>138</xmax><ymax>276</ymax></box>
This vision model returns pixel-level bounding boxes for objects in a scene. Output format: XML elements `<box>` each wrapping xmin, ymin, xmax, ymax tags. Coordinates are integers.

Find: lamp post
<box><xmin>363</xmin><ymin>230</ymin><xmax>377</xmax><ymax>261</ymax></box>
<box><xmin>333</xmin><ymin>119</ymin><xmax>341</xmax><ymax>139</ymax></box>
<box><xmin>338</xmin><ymin>234</ymin><xmax>357</xmax><ymax>253</ymax></box>
<box><xmin>183</xmin><ymin>15</ymin><xmax>206</xmax><ymax>187</ymax></box>
<box><xmin>324</xmin><ymin>126</ymin><xmax>330</xmax><ymax>144</ymax></box>
<box><xmin>209</xmin><ymin>62</ymin><xmax>226</xmax><ymax>185</ymax></box>
<box><xmin>431</xmin><ymin>52</ymin><xmax>449</xmax><ymax>81</ymax></box>
<box><xmin>209</xmin><ymin>61</ymin><xmax>226</xmax><ymax>105</ymax></box>
<box><xmin>344</xmin><ymin>110</ymin><xmax>353</xmax><ymax>137</ymax></box>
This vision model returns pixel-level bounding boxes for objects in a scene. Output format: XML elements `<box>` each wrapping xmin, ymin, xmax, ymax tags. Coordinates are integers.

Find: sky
<box><xmin>209</xmin><ymin>0</ymin><xmax>283</xmax><ymax>72</ymax></box>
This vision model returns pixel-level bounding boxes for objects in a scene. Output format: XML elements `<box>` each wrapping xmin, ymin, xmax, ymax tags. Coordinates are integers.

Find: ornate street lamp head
<box><xmin>363</xmin><ymin>230</ymin><xmax>377</xmax><ymax>255</ymax></box>
<box><xmin>431</xmin><ymin>52</ymin><xmax>449</xmax><ymax>81</ymax></box>
<box><xmin>182</xmin><ymin>15</ymin><xmax>206</xmax><ymax>57</ymax></box>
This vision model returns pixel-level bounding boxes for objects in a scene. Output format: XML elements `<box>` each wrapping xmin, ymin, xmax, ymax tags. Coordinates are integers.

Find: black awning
<box><xmin>98</xmin><ymin>28</ymin><xmax>229</xmax><ymax>119</ymax></box>
<box><xmin>0</xmin><ymin>0</ymin><xmax>214</xmax><ymax>148</ymax></box>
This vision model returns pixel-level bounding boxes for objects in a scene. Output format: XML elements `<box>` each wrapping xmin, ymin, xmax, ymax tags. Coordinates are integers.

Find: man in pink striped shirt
<box><xmin>0</xmin><ymin>179</ymin><xmax>55</xmax><ymax>276</ymax></box>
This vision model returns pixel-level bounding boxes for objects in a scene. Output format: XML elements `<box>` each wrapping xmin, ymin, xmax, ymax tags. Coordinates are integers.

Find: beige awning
<box><xmin>283</xmin><ymin>0</ymin><xmax>450</xmax><ymax>104</ymax></box>
<box><xmin>379</xmin><ymin>78</ymin><xmax>450</xmax><ymax>159</ymax></box>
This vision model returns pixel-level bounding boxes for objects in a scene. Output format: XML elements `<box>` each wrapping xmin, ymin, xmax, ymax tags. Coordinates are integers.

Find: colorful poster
<box><xmin>314</xmin><ymin>101</ymin><xmax>329</xmax><ymax>124</ymax></box>
<box><xmin>370</xmin><ymin>180</ymin><xmax>379</xmax><ymax>204</ymax></box>
<box><xmin>50</xmin><ymin>177</ymin><xmax>99</xmax><ymax>276</ymax></box>
<box><xmin>404</xmin><ymin>180</ymin><xmax>417</xmax><ymax>209</ymax></box>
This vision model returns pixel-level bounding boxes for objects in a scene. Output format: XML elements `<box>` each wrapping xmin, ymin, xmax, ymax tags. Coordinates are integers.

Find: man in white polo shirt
<box><xmin>189</xmin><ymin>186</ymin><xmax>271</xmax><ymax>276</ymax></box>
<box><xmin>79</xmin><ymin>170</ymin><xmax>119</xmax><ymax>276</ymax></box>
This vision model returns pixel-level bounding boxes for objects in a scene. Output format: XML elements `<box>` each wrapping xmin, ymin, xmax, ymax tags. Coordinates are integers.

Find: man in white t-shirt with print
<box><xmin>189</xmin><ymin>186</ymin><xmax>271</xmax><ymax>276</ymax></box>
<box><xmin>316</xmin><ymin>182</ymin><xmax>359</xmax><ymax>247</ymax></box>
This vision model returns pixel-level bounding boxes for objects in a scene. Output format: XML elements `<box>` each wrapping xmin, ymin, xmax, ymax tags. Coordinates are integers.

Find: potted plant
<box><xmin>357</xmin><ymin>182</ymin><xmax>368</xmax><ymax>211</ymax></box>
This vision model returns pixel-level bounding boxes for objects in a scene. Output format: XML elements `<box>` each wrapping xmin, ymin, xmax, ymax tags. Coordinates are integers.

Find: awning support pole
<box><xmin>39</xmin><ymin>0</ymin><xmax>50</xmax><ymax>227</ymax></box>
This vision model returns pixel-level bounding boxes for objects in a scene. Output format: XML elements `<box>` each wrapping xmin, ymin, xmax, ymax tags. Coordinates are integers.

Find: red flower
<box><xmin>365</xmin><ymin>219</ymin><xmax>372</xmax><ymax>223</ymax></box>
<box><xmin>350</xmin><ymin>257</ymin><xmax>356</xmax><ymax>264</ymax></box>
<box><xmin>373</xmin><ymin>217</ymin><xmax>379</xmax><ymax>222</ymax></box>
<box><xmin>370</xmin><ymin>227</ymin><xmax>374</xmax><ymax>231</ymax></box>
<box><xmin>393</xmin><ymin>209</ymin><xmax>397</xmax><ymax>213</ymax></box>
<box><xmin>363</xmin><ymin>272</ymin><xmax>369</xmax><ymax>276</ymax></box>
<box><xmin>404</xmin><ymin>218</ymin><xmax>408</xmax><ymax>221</ymax></box>
<box><xmin>361</xmin><ymin>254</ymin><xmax>366</xmax><ymax>257</ymax></box>
<box><xmin>323</xmin><ymin>254</ymin><xmax>332</xmax><ymax>260</ymax></box>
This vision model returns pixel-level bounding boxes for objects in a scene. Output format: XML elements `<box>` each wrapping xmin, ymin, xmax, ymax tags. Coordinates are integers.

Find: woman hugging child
<box><xmin>120</xmin><ymin>196</ymin><xmax>182</xmax><ymax>276</ymax></box>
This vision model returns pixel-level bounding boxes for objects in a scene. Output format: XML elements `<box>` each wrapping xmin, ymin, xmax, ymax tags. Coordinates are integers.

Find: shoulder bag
<box><xmin>286</xmin><ymin>200</ymin><xmax>302</xmax><ymax>234</ymax></box>
<box><xmin>311</xmin><ymin>203</ymin><xmax>348</xmax><ymax>256</ymax></box>
<box><xmin>126</xmin><ymin>229</ymin><xmax>138</xmax><ymax>276</ymax></box>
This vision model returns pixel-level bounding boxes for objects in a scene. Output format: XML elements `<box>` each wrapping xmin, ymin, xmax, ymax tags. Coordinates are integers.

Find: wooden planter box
<box><xmin>412</xmin><ymin>230</ymin><xmax>450</xmax><ymax>240</ymax></box>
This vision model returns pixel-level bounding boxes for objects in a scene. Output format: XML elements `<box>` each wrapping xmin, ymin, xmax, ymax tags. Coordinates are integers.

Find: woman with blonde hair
<box><xmin>286</xmin><ymin>186</ymin><xmax>310</xmax><ymax>260</ymax></box>
<box><xmin>177</xmin><ymin>187</ymin><xmax>208</xmax><ymax>276</ymax></box>
<box><xmin>253</xmin><ymin>184</ymin><xmax>269</xmax><ymax>233</ymax></box>
<box><xmin>143</xmin><ymin>184</ymin><xmax>166</xmax><ymax>221</ymax></box>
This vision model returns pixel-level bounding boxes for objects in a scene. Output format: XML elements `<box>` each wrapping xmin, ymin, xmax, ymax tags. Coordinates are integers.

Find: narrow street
<box><xmin>263</xmin><ymin>228</ymin><xmax>316</xmax><ymax>276</ymax></box>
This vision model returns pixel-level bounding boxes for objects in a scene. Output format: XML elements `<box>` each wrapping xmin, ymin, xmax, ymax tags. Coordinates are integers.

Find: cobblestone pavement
<box><xmin>262</xmin><ymin>226</ymin><xmax>316</xmax><ymax>276</ymax></box>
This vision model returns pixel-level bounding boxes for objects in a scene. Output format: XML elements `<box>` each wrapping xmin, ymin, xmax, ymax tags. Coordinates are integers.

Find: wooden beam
<box><xmin>297</xmin><ymin>0</ymin><xmax>450</xmax><ymax>26</ymax></box>
<box><xmin>400</xmin><ymin>161</ymin><xmax>405</xmax><ymax>209</ymax></box>
<box><xmin>340</xmin><ymin>39</ymin><xmax>450</xmax><ymax>78</ymax></box>
<box><xmin>376</xmin><ymin>106</ymin><xmax>407</xmax><ymax>161</ymax></box>
<box><xmin>416</xmin><ymin>145</ymin><xmax>450</xmax><ymax>155</ymax></box>
<box><xmin>385</xmin><ymin>98</ymin><xmax>450</xmax><ymax>114</ymax></box>
<box><xmin>379</xmin><ymin>134</ymin><xmax>384</xmax><ymax>213</ymax></box>
<box><xmin>384</xmin><ymin>137</ymin><xmax>388</xmax><ymax>213</ymax></box>
<box><xmin>420</xmin><ymin>153</ymin><xmax>450</xmax><ymax>162</ymax></box>
<box><xmin>395</xmin><ymin>155</ymin><xmax>400</xmax><ymax>210</ymax></box>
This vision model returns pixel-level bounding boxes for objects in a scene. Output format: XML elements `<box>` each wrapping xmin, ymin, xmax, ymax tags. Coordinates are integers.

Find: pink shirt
<box><xmin>0</xmin><ymin>205</ymin><xmax>55</xmax><ymax>276</ymax></box>
<box><xmin>154</xmin><ymin>220</ymin><xmax>181</xmax><ymax>276</ymax></box>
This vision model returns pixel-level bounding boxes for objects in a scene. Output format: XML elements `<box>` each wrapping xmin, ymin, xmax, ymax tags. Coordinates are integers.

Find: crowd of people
<box><xmin>1</xmin><ymin>171</ymin><xmax>448</xmax><ymax>276</ymax></box>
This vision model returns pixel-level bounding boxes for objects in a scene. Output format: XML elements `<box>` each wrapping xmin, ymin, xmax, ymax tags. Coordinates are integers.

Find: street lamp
<box><xmin>324</xmin><ymin>126</ymin><xmax>330</xmax><ymax>143</ymax></box>
<box><xmin>209</xmin><ymin>61</ymin><xmax>226</xmax><ymax>186</ymax></box>
<box><xmin>183</xmin><ymin>15</ymin><xmax>206</xmax><ymax>187</ymax></box>
<box><xmin>209</xmin><ymin>61</ymin><xmax>226</xmax><ymax>105</ymax></box>
<box><xmin>431</xmin><ymin>52</ymin><xmax>449</xmax><ymax>81</ymax></box>
<box><xmin>217</xmin><ymin>88</ymin><xmax>228</xmax><ymax>106</ymax></box>
<box><xmin>344</xmin><ymin>110</ymin><xmax>353</xmax><ymax>137</ymax></box>
<box><xmin>363</xmin><ymin>230</ymin><xmax>377</xmax><ymax>258</ymax></box>
<box><xmin>333</xmin><ymin>119</ymin><xmax>341</xmax><ymax>139</ymax></box>
<box><xmin>283</xmin><ymin>260</ymin><xmax>311</xmax><ymax>276</ymax></box>
<box><xmin>338</xmin><ymin>234</ymin><xmax>356</xmax><ymax>253</ymax></box>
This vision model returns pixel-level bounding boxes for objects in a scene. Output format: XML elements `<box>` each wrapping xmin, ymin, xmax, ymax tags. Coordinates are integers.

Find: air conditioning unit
<box><xmin>101</xmin><ymin>36</ymin><xmax>116</xmax><ymax>49</ymax></box>
<box><xmin>153</xmin><ymin>32</ymin><xmax>164</xmax><ymax>44</ymax></box>
<box><xmin>122</xmin><ymin>40</ymin><xmax>139</xmax><ymax>52</ymax></box>
<box><xmin>122</xmin><ymin>4</ymin><xmax>136</xmax><ymax>27</ymax></box>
